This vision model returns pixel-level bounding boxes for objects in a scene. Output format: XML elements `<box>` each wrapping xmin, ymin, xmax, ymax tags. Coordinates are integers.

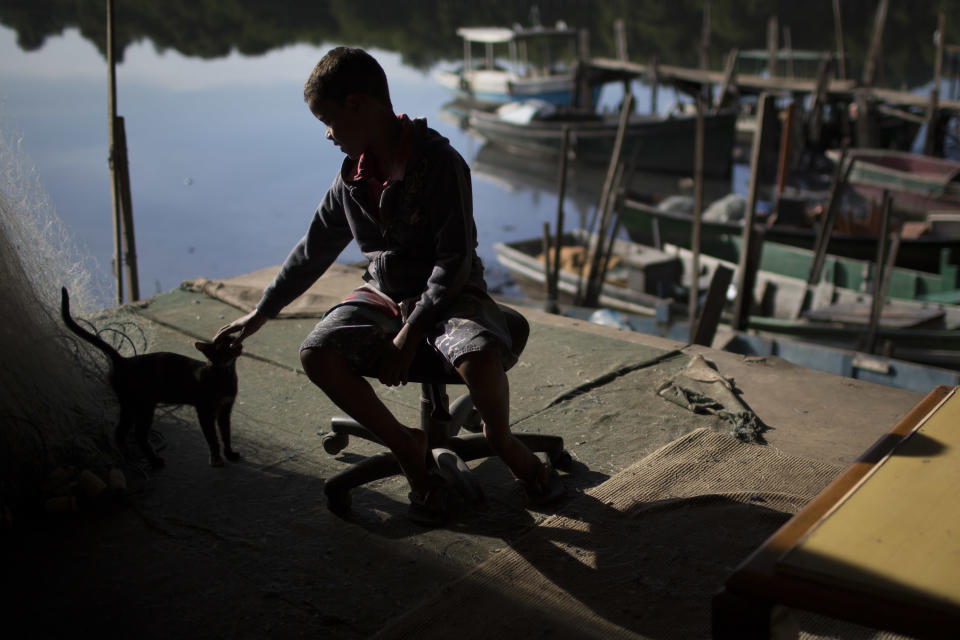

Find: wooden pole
<box><xmin>766</xmin><ymin>16</ymin><xmax>779</xmax><ymax>78</ymax></box>
<box><xmin>615</xmin><ymin>18</ymin><xmax>628</xmax><ymax>61</ymax></box>
<box><xmin>832</xmin><ymin>0</ymin><xmax>847</xmax><ymax>80</ymax></box>
<box><xmin>582</xmin><ymin>93</ymin><xmax>633</xmax><ymax>307</ymax></box>
<box><xmin>688</xmin><ymin>91</ymin><xmax>705</xmax><ymax>343</ymax></box>
<box><xmin>807</xmin><ymin>55</ymin><xmax>833</xmax><ymax>150</ymax></box>
<box><xmin>106</xmin><ymin>0</ymin><xmax>124</xmax><ymax>305</ymax></box>
<box><xmin>699</xmin><ymin>0</ymin><xmax>711</xmax><ymax>70</ymax></box>
<box><xmin>924</xmin><ymin>10</ymin><xmax>946</xmax><ymax>156</ymax></box>
<box><xmin>775</xmin><ymin>102</ymin><xmax>795</xmax><ymax>202</ymax></box>
<box><xmin>862</xmin><ymin>0</ymin><xmax>889</xmax><ymax>87</ymax></box>
<box><xmin>541</xmin><ymin>221</ymin><xmax>553</xmax><ymax>309</ymax></box>
<box><xmin>691</xmin><ymin>264</ymin><xmax>733</xmax><ymax>347</ymax></box>
<box><xmin>715</xmin><ymin>48</ymin><xmax>739</xmax><ymax>110</ymax></box>
<box><xmin>549</xmin><ymin>127</ymin><xmax>571</xmax><ymax>313</ymax></box>
<box><xmin>794</xmin><ymin>146</ymin><xmax>855</xmax><ymax>319</ymax></box>
<box><xmin>115</xmin><ymin>116</ymin><xmax>140</xmax><ymax>301</ymax></box>
<box><xmin>732</xmin><ymin>93</ymin><xmax>775</xmax><ymax>331</ymax></box>
<box><xmin>649</xmin><ymin>56</ymin><xmax>659</xmax><ymax>114</ymax></box>
<box><xmin>699</xmin><ymin>0</ymin><xmax>713</xmax><ymax>105</ymax></box>
<box><xmin>865</xmin><ymin>191</ymin><xmax>893</xmax><ymax>354</ymax></box>
<box><xmin>784</xmin><ymin>26</ymin><xmax>794</xmax><ymax>77</ymax></box>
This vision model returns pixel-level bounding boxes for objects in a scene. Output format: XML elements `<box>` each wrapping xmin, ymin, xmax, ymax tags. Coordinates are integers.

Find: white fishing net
<box><xmin>0</xmin><ymin>123</ymin><xmax>122</xmax><ymax>508</ymax></box>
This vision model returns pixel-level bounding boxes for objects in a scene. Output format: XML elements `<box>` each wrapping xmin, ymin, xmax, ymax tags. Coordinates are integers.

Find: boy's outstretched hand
<box><xmin>215</xmin><ymin>309</ymin><xmax>268</xmax><ymax>347</ymax></box>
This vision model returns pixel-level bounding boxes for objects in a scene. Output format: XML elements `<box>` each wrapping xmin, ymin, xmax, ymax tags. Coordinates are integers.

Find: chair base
<box><xmin>322</xmin><ymin>386</ymin><xmax>570</xmax><ymax>518</ymax></box>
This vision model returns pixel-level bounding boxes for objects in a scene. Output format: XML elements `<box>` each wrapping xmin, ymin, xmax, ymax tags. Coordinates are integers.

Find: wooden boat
<box><xmin>434</xmin><ymin>24</ymin><xmax>589</xmax><ymax>107</ymax></box>
<box><xmin>467</xmin><ymin>102</ymin><xmax>737</xmax><ymax>177</ymax></box>
<box><xmin>828</xmin><ymin>148</ymin><xmax>960</xmax><ymax>217</ymax></box>
<box><xmin>493</xmin><ymin>230</ymin><xmax>684</xmax><ymax>316</ymax></box>
<box><xmin>620</xmin><ymin>195</ymin><xmax>960</xmax><ymax>276</ymax></box>
<box><xmin>555</xmin><ymin>304</ymin><xmax>960</xmax><ymax>394</ymax></box>
<box><xmin>496</xmin><ymin>229</ymin><xmax>960</xmax><ymax>370</ymax></box>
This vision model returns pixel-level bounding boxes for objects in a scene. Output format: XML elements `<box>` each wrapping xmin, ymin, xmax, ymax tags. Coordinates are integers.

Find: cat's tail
<box><xmin>60</xmin><ymin>287</ymin><xmax>123</xmax><ymax>366</ymax></box>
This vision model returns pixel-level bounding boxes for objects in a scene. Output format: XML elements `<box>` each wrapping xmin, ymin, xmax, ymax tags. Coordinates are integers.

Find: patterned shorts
<box><xmin>300</xmin><ymin>285</ymin><xmax>518</xmax><ymax>376</ymax></box>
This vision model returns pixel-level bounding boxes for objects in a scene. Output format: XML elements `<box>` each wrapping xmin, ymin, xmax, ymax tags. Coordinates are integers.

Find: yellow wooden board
<box><xmin>778</xmin><ymin>387</ymin><xmax>960</xmax><ymax>613</ymax></box>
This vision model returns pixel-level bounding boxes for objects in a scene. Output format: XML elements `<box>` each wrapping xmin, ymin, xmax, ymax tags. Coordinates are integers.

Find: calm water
<box><xmin>12</xmin><ymin>1</ymin><xmax>949</xmax><ymax>310</ymax></box>
<box><xmin>0</xmin><ymin>21</ymin><xmax>712</xmax><ymax>308</ymax></box>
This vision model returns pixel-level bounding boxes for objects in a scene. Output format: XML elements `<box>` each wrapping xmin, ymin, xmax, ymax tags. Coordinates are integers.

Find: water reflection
<box><xmin>1</xmin><ymin>3</ymin><xmax>951</xmax><ymax>308</ymax></box>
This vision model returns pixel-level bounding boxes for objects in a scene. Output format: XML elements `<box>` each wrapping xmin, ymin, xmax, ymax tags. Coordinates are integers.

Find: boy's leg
<box><xmin>301</xmin><ymin>345</ymin><xmax>434</xmax><ymax>498</ymax></box>
<box><xmin>454</xmin><ymin>349</ymin><xmax>546</xmax><ymax>487</ymax></box>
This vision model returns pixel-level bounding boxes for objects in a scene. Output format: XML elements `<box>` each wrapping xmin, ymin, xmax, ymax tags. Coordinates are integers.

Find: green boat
<box><xmin>620</xmin><ymin>196</ymin><xmax>960</xmax><ymax>291</ymax></box>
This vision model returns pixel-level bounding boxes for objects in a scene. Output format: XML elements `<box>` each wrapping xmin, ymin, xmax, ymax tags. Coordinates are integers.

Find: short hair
<box><xmin>303</xmin><ymin>47</ymin><xmax>393</xmax><ymax>112</ymax></box>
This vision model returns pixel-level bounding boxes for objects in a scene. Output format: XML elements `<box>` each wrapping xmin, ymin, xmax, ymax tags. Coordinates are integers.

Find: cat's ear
<box><xmin>195</xmin><ymin>341</ymin><xmax>211</xmax><ymax>353</ymax></box>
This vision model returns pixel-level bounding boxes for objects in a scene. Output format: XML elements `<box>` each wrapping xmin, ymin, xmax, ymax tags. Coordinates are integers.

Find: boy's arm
<box><xmin>403</xmin><ymin>154</ymin><xmax>475</xmax><ymax>333</ymax></box>
<box><xmin>256</xmin><ymin>183</ymin><xmax>353</xmax><ymax>318</ymax></box>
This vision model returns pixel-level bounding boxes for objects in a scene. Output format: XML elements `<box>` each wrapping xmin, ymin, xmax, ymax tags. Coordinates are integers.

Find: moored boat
<box><xmin>620</xmin><ymin>194</ymin><xmax>960</xmax><ymax>276</ymax></box>
<box><xmin>828</xmin><ymin>148</ymin><xmax>960</xmax><ymax>217</ymax></box>
<box><xmin>468</xmin><ymin>102</ymin><xmax>737</xmax><ymax>176</ymax></box>
<box><xmin>435</xmin><ymin>23</ymin><xmax>587</xmax><ymax>107</ymax></box>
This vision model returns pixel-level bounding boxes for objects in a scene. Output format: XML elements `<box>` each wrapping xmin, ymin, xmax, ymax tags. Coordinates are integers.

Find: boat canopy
<box><xmin>455</xmin><ymin>27</ymin><xmax>516</xmax><ymax>44</ymax></box>
<box><xmin>456</xmin><ymin>23</ymin><xmax>577</xmax><ymax>44</ymax></box>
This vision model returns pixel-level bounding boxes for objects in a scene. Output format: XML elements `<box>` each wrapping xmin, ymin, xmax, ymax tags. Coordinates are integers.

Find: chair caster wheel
<box><xmin>324</xmin><ymin>484</ymin><xmax>351</xmax><ymax>514</ymax></box>
<box><xmin>323</xmin><ymin>432</ymin><xmax>349</xmax><ymax>455</ymax></box>
<box><xmin>551</xmin><ymin>449</ymin><xmax>573</xmax><ymax>471</ymax></box>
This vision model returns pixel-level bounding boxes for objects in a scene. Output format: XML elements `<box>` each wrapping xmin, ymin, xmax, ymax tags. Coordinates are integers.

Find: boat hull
<box><xmin>468</xmin><ymin>109</ymin><xmax>737</xmax><ymax>177</ymax></box>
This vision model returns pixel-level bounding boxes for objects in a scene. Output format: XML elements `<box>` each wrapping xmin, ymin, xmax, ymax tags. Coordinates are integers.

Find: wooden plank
<box><xmin>778</xmin><ymin>387</ymin><xmax>960</xmax><ymax>613</ymax></box>
<box><xmin>691</xmin><ymin>264</ymin><xmax>733</xmax><ymax>346</ymax></box>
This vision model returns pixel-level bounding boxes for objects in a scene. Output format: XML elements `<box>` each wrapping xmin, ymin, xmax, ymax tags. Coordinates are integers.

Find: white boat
<box><xmin>435</xmin><ymin>23</ymin><xmax>589</xmax><ymax>107</ymax></box>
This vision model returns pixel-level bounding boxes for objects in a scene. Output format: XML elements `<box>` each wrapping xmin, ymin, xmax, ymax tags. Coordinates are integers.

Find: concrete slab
<box><xmin>5</xmin><ymin>270</ymin><xmax>934</xmax><ymax>639</ymax></box>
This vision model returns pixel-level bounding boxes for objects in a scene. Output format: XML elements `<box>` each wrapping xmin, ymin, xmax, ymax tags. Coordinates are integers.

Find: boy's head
<box><xmin>303</xmin><ymin>47</ymin><xmax>393</xmax><ymax>114</ymax></box>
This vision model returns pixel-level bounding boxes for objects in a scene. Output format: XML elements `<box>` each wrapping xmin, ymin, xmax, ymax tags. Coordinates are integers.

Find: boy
<box><xmin>215</xmin><ymin>47</ymin><xmax>561</xmax><ymax>524</ymax></box>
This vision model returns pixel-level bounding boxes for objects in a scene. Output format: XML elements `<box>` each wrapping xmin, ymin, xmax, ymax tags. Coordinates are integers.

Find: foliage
<box><xmin>0</xmin><ymin>1</ymin><xmax>957</xmax><ymax>88</ymax></box>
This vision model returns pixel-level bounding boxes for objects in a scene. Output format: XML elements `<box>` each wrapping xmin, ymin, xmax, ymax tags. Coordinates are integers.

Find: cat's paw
<box><xmin>224</xmin><ymin>449</ymin><xmax>241</xmax><ymax>463</ymax></box>
<box><xmin>209</xmin><ymin>454</ymin><xmax>225</xmax><ymax>467</ymax></box>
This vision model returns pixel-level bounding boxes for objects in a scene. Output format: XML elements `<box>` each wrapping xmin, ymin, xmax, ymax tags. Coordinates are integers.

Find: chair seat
<box><xmin>356</xmin><ymin>303</ymin><xmax>530</xmax><ymax>385</ymax></box>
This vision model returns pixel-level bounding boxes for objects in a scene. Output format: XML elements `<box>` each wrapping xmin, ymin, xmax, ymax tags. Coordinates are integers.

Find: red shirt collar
<box><xmin>352</xmin><ymin>114</ymin><xmax>413</xmax><ymax>184</ymax></box>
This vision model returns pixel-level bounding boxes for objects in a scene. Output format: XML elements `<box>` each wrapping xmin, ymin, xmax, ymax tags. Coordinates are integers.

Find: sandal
<box><xmin>407</xmin><ymin>477</ymin><xmax>450</xmax><ymax>527</ymax></box>
<box><xmin>520</xmin><ymin>460</ymin><xmax>566</xmax><ymax>506</ymax></box>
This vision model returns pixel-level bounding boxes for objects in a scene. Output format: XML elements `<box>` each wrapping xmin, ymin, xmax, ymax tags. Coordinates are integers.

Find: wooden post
<box><xmin>106</xmin><ymin>0</ymin><xmax>140</xmax><ymax>303</ymax></box>
<box><xmin>649</xmin><ymin>56</ymin><xmax>660</xmax><ymax>114</ymax></box>
<box><xmin>865</xmin><ymin>191</ymin><xmax>893</xmax><ymax>354</ymax></box>
<box><xmin>924</xmin><ymin>10</ymin><xmax>946</xmax><ymax>156</ymax></box>
<box><xmin>688</xmin><ymin>91</ymin><xmax>705</xmax><ymax>343</ymax></box>
<box><xmin>542</xmin><ymin>221</ymin><xmax>554</xmax><ymax>311</ymax></box>
<box><xmin>106</xmin><ymin>0</ymin><xmax>124</xmax><ymax>305</ymax></box>
<box><xmin>784</xmin><ymin>26</ymin><xmax>794</xmax><ymax>77</ymax></box>
<box><xmin>732</xmin><ymin>93</ymin><xmax>775</xmax><ymax>331</ymax></box>
<box><xmin>794</xmin><ymin>146</ymin><xmax>855</xmax><ymax>319</ymax></box>
<box><xmin>855</xmin><ymin>91</ymin><xmax>879</xmax><ymax>148</ymax></box>
<box><xmin>775</xmin><ymin>102</ymin><xmax>795</xmax><ymax>203</ymax></box>
<box><xmin>115</xmin><ymin>116</ymin><xmax>140</xmax><ymax>301</ymax></box>
<box><xmin>715</xmin><ymin>48</ymin><xmax>739</xmax><ymax>110</ymax></box>
<box><xmin>614</xmin><ymin>18</ymin><xmax>628</xmax><ymax>61</ymax></box>
<box><xmin>699</xmin><ymin>0</ymin><xmax>713</xmax><ymax>104</ymax></box>
<box><xmin>549</xmin><ymin>126</ymin><xmax>571</xmax><ymax>313</ymax></box>
<box><xmin>808</xmin><ymin>55</ymin><xmax>833</xmax><ymax>148</ymax></box>
<box><xmin>862</xmin><ymin>0</ymin><xmax>889</xmax><ymax>87</ymax></box>
<box><xmin>582</xmin><ymin>93</ymin><xmax>633</xmax><ymax>307</ymax></box>
<box><xmin>700</xmin><ymin>0</ymin><xmax>711</xmax><ymax>70</ymax></box>
<box><xmin>691</xmin><ymin>265</ymin><xmax>733</xmax><ymax>347</ymax></box>
<box><xmin>766</xmin><ymin>16</ymin><xmax>779</xmax><ymax>77</ymax></box>
<box><xmin>832</xmin><ymin>0</ymin><xmax>847</xmax><ymax>80</ymax></box>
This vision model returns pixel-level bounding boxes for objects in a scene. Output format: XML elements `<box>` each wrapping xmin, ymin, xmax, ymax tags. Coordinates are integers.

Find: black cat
<box><xmin>61</xmin><ymin>287</ymin><xmax>242</xmax><ymax>467</ymax></box>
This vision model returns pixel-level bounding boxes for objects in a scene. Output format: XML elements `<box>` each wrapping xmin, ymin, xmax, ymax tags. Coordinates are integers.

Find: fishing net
<box><xmin>0</xmin><ymin>124</ymin><xmax>125</xmax><ymax>511</ymax></box>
